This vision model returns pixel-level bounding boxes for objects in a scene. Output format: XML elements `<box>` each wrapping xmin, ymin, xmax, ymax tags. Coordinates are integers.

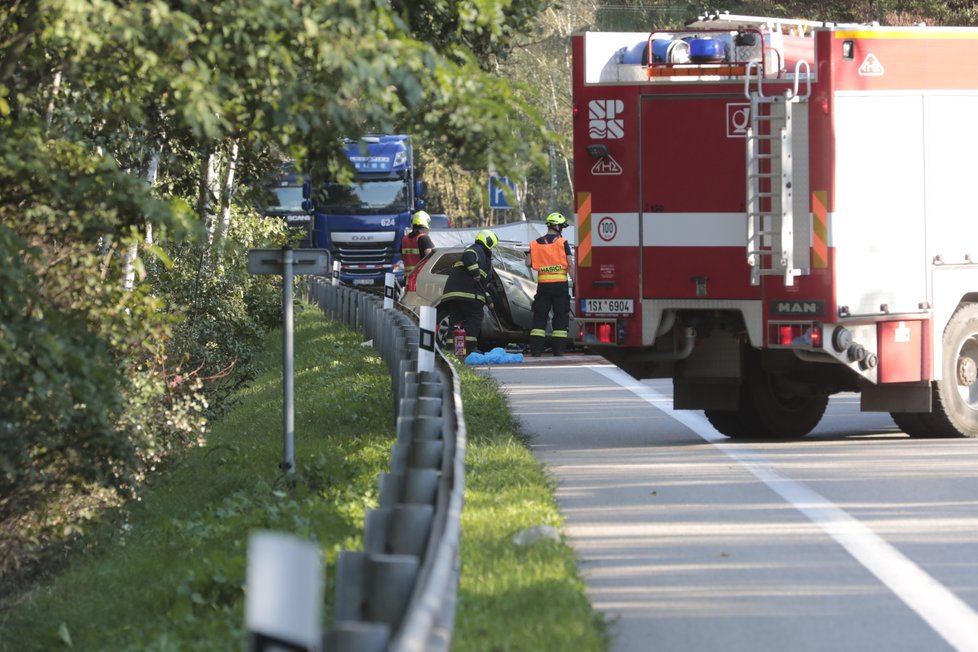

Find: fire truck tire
<box><xmin>923</xmin><ymin>303</ymin><xmax>978</xmax><ymax>438</ymax></box>
<box><xmin>705</xmin><ymin>376</ymin><xmax>827</xmax><ymax>439</ymax></box>
<box><xmin>889</xmin><ymin>411</ymin><xmax>945</xmax><ymax>438</ymax></box>
<box><xmin>742</xmin><ymin>364</ymin><xmax>828</xmax><ymax>438</ymax></box>
<box><xmin>704</xmin><ymin>409</ymin><xmax>759</xmax><ymax>439</ymax></box>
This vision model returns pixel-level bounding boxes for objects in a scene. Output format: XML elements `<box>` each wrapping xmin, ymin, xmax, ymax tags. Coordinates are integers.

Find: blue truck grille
<box><xmin>336</xmin><ymin>244</ymin><xmax>394</xmax><ymax>278</ymax></box>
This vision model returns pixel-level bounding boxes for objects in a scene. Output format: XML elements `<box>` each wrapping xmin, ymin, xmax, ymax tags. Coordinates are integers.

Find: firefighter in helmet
<box><xmin>401</xmin><ymin>210</ymin><xmax>435</xmax><ymax>277</ymax></box>
<box><xmin>525</xmin><ymin>212</ymin><xmax>575</xmax><ymax>356</ymax></box>
<box><xmin>438</xmin><ymin>229</ymin><xmax>499</xmax><ymax>355</ymax></box>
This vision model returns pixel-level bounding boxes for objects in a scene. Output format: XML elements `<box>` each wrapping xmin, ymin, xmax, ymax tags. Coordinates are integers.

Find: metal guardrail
<box><xmin>307</xmin><ymin>278</ymin><xmax>465</xmax><ymax>652</ymax></box>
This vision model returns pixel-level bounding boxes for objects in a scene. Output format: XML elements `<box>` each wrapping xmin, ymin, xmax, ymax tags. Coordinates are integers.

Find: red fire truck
<box><xmin>572</xmin><ymin>12</ymin><xmax>978</xmax><ymax>439</ymax></box>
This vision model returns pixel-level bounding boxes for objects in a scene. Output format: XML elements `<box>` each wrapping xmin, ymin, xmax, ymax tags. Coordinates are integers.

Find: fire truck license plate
<box><xmin>582</xmin><ymin>299</ymin><xmax>633</xmax><ymax>314</ymax></box>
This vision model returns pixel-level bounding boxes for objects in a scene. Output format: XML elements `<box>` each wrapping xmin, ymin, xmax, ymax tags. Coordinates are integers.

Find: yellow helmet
<box><xmin>475</xmin><ymin>229</ymin><xmax>499</xmax><ymax>250</ymax></box>
<box><xmin>411</xmin><ymin>210</ymin><xmax>431</xmax><ymax>228</ymax></box>
<box><xmin>546</xmin><ymin>212</ymin><xmax>568</xmax><ymax>228</ymax></box>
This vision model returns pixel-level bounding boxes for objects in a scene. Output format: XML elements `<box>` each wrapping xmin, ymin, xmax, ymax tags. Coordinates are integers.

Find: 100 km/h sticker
<box><xmin>582</xmin><ymin>298</ymin><xmax>634</xmax><ymax>314</ymax></box>
<box><xmin>597</xmin><ymin>216</ymin><xmax>617</xmax><ymax>242</ymax></box>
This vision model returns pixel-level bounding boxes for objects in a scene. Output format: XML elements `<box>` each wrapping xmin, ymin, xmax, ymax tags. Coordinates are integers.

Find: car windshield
<box><xmin>265</xmin><ymin>185</ymin><xmax>305</xmax><ymax>212</ymax></box>
<box><xmin>314</xmin><ymin>179</ymin><xmax>410</xmax><ymax>215</ymax></box>
<box><xmin>428</xmin><ymin>246</ymin><xmax>535</xmax><ymax>280</ymax></box>
<box><xmin>492</xmin><ymin>246</ymin><xmax>534</xmax><ymax>281</ymax></box>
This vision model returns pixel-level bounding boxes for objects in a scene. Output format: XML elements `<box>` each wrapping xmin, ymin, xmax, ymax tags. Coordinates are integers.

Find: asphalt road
<box><xmin>480</xmin><ymin>354</ymin><xmax>978</xmax><ymax>652</ymax></box>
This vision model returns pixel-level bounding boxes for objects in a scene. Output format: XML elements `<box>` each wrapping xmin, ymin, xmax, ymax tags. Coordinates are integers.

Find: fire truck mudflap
<box><xmin>572</xmin><ymin>13</ymin><xmax>978</xmax><ymax>439</ymax></box>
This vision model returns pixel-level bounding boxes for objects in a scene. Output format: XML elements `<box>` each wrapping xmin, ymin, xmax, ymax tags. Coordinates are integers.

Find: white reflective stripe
<box><xmin>589</xmin><ymin>212</ymin><xmax>640</xmax><ymax>247</ymax></box>
<box><xmin>643</xmin><ymin>213</ymin><xmax>745</xmax><ymax>247</ymax></box>
<box><xmin>590</xmin><ymin>211</ymin><xmax>835</xmax><ymax>248</ymax></box>
<box><xmin>591</xmin><ymin>212</ymin><xmax>742</xmax><ymax>248</ymax></box>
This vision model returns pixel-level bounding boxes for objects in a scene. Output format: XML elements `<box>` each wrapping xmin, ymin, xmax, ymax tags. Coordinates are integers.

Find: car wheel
<box><xmin>435</xmin><ymin>307</ymin><xmax>453</xmax><ymax>348</ymax></box>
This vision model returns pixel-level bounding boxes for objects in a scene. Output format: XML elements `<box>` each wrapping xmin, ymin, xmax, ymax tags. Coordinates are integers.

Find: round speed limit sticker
<box><xmin>597</xmin><ymin>216</ymin><xmax>617</xmax><ymax>242</ymax></box>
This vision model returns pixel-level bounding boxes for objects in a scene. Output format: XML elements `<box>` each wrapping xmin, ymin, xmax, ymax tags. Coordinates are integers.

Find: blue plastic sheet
<box><xmin>464</xmin><ymin>347</ymin><xmax>524</xmax><ymax>365</ymax></box>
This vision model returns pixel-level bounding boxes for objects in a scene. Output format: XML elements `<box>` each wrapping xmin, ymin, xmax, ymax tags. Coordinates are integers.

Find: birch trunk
<box><xmin>215</xmin><ymin>139</ymin><xmax>239</xmax><ymax>259</ymax></box>
<box><xmin>44</xmin><ymin>69</ymin><xmax>62</xmax><ymax>134</ymax></box>
<box><xmin>200</xmin><ymin>150</ymin><xmax>220</xmax><ymax>267</ymax></box>
<box><xmin>123</xmin><ymin>145</ymin><xmax>162</xmax><ymax>290</ymax></box>
<box><xmin>144</xmin><ymin>145</ymin><xmax>161</xmax><ymax>246</ymax></box>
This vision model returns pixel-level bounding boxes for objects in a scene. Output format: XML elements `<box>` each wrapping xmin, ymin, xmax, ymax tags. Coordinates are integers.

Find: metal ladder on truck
<box><xmin>744</xmin><ymin>61</ymin><xmax>810</xmax><ymax>286</ymax></box>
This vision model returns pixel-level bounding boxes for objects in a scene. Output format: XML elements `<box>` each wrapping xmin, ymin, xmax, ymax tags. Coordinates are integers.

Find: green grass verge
<box><xmin>0</xmin><ymin>304</ymin><xmax>606</xmax><ymax>651</ymax></box>
<box><xmin>453</xmin><ymin>362</ymin><xmax>608</xmax><ymax>651</ymax></box>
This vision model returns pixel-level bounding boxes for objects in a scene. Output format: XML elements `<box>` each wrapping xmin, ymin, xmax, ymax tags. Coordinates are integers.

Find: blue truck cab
<box><xmin>262</xmin><ymin>163</ymin><xmax>312</xmax><ymax>247</ymax></box>
<box><xmin>306</xmin><ymin>135</ymin><xmax>430</xmax><ymax>286</ymax></box>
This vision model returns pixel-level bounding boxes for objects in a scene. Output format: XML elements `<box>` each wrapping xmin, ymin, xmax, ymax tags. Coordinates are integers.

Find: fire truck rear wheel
<box><xmin>889</xmin><ymin>411</ymin><xmax>945</xmax><ymax>438</ymax></box>
<box><xmin>704</xmin><ymin>409</ymin><xmax>759</xmax><ymax>439</ymax></box>
<box><xmin>926</xmin><ymin>303</ymin><xmax>978</xmax><ymax>438</ymax></box>
<box><xmin>743</xmin><ymin>366</ymin><xmax>829</xmax><ymax>438</ymax></box>
<box><xmin>706</xmin><ymin>368</ymin><xmax>827</xmax><ymax>440</ymax></box>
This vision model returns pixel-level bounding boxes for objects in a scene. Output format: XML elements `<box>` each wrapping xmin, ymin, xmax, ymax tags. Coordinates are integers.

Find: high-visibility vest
<box><xmin>530</xmin><ymin>236</ymin><xmax>569</xmax><ymax>283</ymax></box>
<box><xmin>401</xmin><ymin>231</ymin><xmax>424</xmax><ymax>274</ymax></box>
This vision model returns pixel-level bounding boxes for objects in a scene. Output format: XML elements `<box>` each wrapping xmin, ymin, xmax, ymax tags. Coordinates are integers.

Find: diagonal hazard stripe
<box><xmin>812</xmin><ymin>190</ymin><xmax>828</xmax><ymax>269</ymax></box>
<box><xmin>577</xmin><ymin>191</ymin><xmax>592</xmax><ymax>267</ymax></box>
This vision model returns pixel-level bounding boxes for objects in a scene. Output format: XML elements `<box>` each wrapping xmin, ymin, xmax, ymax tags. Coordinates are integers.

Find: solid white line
<box><xmin>589</xmin><ymin>364</ymin><xmax>978</xmax><ymax>652</ymax></box>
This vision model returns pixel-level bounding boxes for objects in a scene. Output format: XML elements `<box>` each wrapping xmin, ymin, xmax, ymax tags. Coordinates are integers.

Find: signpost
<box><xmin>247</xmin><ymin>247</ymin><xmax>330</xmax><ymax>473</ymax></box>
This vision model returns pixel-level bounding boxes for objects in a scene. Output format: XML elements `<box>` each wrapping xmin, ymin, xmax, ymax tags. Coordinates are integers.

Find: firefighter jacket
<box><xmin>441</xmin><ymin>243</ymin><xmax>495</xmax><ymax>304</ymax></box>
<box><xmin>529</xmin><ymin>235</ymin><xmax>571</xmax><ymax>283</ymax></box>
<box><xmin>401</xmin><ymin>229</ymin><xmax>433</xmax><ymax>275</ymax></box>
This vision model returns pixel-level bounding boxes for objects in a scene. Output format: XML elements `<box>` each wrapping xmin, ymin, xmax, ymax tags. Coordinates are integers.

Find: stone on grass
<box><xmin>512</xmin><ymin>525</ymin><xmax>560</xmax><ymax>546</ymax></box>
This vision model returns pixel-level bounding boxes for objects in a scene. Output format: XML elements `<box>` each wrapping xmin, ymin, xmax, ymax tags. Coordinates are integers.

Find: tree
<box><xmin>0</xmin><ymin>0</ymin><xmax>563</xmax><ymax>577</ymax></box>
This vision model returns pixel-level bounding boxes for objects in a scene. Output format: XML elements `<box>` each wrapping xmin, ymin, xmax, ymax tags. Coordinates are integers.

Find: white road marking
<box><xmin>589</xmin><ymin>364</ymin><xmax>978</xmax><ymax>652</ymax></box>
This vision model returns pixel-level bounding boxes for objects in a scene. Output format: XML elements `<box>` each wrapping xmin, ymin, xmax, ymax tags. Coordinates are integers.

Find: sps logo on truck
<box><xmin>771</xmin><ymin>300</ymin><xmax>825</xmax><ymax>316</ymax></box>
<box><xmin>589</xmin><ymin>100</ymin><xmax>624</xmax><ymax>139</ymax></box>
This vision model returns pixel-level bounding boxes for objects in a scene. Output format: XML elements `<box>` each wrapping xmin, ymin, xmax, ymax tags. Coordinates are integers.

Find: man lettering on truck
<box><xmin>525</xmin><ymin>212</ymin><xmax>575</xmax><ymax>357</ymax></box>
<box><xmin>401</xmin><ymin>210</ymin><xmax>435</xmax><ymax>276</ymax></box>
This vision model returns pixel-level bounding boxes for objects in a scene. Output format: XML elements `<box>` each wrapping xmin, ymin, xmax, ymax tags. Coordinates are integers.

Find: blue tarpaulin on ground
<box><xmin>465</xmin><ymin>347</ymin><xmax>524</xmax><ymax>365</ymax></box>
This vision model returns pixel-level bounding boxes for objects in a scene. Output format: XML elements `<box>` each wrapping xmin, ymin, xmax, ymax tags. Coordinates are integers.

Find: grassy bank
<box><xmin>0</xmin><ymin>304</ymin><xmax>605</xmax><ymax>651</ymax></box>
<box><xmin>454</xmin><ymin>362</ymin><xmax>607</xmax><ymax>651</ymax></box>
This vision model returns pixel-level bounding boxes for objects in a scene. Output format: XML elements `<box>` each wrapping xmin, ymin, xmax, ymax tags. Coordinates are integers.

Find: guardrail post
<box><xmin>418</xmin><ymin>306</ymin><xmax>436</xmax><ymax>373</ymax></box>
<box><xmin>384</xmin><ymin>272</ymin><xmax>395</xmax><ymax>310</ymax></box>
<box><xmin>397</xmin><ymin>414</ymin><xmax>444</xmax><ymax>444</ymax></box>
<box><xmin>379</xmin><ymin>467</ymin><xmax>440</xmax><ymax>508</ymax></box>
<box><xmin>324</xmin><ymin>622</ymin><xmax>389</xmax><ymax>652</ymax></box>
<box><xmin>365</xmin><ymin>504</ymin><xmax>434</xmax><ymax>557</ymax></box>
<box><xmin>246</xmin><ymin>531</ymin><xmax>323</xmax><ymax>652</ymax></box>
<box><xmin>333</xmin><ymin>551</ymin><xmax>419</xmax><ymax>633</ymax></box>
<box><xmin>312</xmin><ymin>286</ymin><xmax>463</xmax><ymax>651</ymax></box>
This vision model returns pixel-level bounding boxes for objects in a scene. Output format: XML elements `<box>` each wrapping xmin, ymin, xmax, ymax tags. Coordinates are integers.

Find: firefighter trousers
<box><xmin>442</xmin><ymin>299</ymin><xmax>484</xmax><ymax>354</ymax></box>
<box><xmin>529</xmin><ymin>281</ymin><xmax>570</xmax><ymax>356</ymax></box>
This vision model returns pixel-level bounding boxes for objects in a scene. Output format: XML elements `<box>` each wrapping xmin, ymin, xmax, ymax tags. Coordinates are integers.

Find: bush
<box><xmin>0</xmin><ymin>227</ymin><xmax>133</xmax><ymax>524</ymax></box>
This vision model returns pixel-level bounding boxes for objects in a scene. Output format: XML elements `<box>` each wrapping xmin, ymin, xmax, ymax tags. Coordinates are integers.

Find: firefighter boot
<box><xmin>552</xmin><ymin>338</ymin><xmax>567</xmax><ymax>357</ymax></box>
<box><xmin>528</xmin><ymin>334</ymin><xmax>545</xmax><ymax>357</ymax></box>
